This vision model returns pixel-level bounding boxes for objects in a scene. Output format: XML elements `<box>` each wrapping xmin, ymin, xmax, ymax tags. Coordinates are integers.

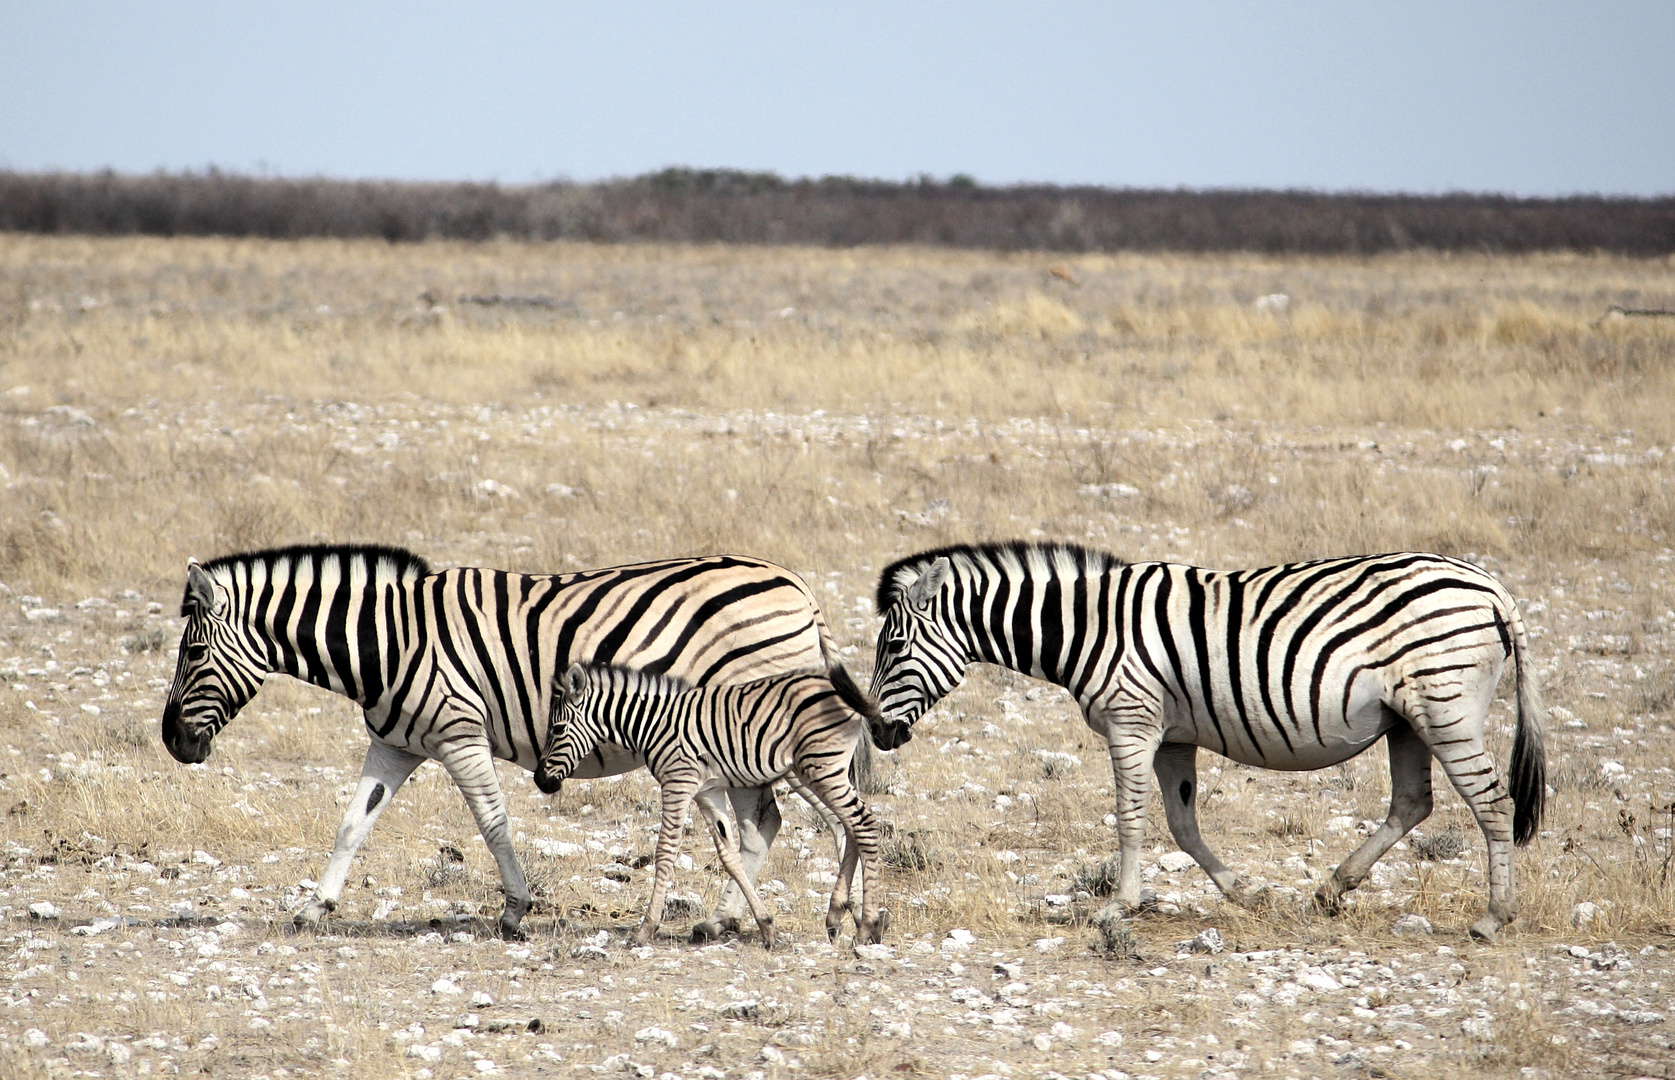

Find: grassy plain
<box><xmin>0</xmin><ymin>235</ymin><xmax>1673</xmax><ymax>1079</ymax></box>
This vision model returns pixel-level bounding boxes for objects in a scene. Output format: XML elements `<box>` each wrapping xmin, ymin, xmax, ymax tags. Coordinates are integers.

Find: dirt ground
<box><xmin>1</xmin><ymin>237</ymin><xmax>1673</xmax><ymax>1079</ymax></box>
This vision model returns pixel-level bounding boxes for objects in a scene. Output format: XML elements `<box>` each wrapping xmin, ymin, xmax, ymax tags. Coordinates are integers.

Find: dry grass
<box><xmin>1</xmin><ymin>236</ymin><xmax>1674</xmax><ymax>1078</ymax></box>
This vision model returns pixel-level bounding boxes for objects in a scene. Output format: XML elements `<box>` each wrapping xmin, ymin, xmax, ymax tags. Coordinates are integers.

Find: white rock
<box><xmin>1296</xmin><ymin>967</ymin><xmax>1344</xmax><ymax>992</ymax></box>
<box><xmin>73</xmin><ymin>919</ymin><xmax>119</xmax><ymax>936</ymax></box>
<box><xmin>854</xmin><ymin>943</ymin><xmax>895</xmax><ymax>962</ymax></box>
<box><xmin>23</xmin><ymin>1029</ymin><xmax>50</xmax><ymax>1048</ymax></box>
<box><xmin>1094</xmin><ymin>1030</ymin><xmax>1124</xmax><ymax>1048</ymax></box>
<box><xmin>27</xmin><ymin>901</ymin><xmax>60</xmax><ymax>920</ymax></box>
<box><xmin>1179</xmin><ymin>928</ymin><xmax>1225</xmax><ymax>954</ymax></box>
<box><xmin>407</xmin><ymin>1045</ymin><xmax>442</xmax><ymax>1062</ymax></box>
<box><xmin>1032</xmin><ymin>1034</ymin><xmax>1053</xmax><ymax>1051</ymax></box>
<box><xmin>758</xmin><ymin>1046</ymin><xmax>786</xmax><ymax>1065</ymax></box>
<box><xmin>471</xmin><ymin>991</ymin><xmax>494</xmax><ymax>1006</ymax></box>
<box><xmin>191</xmin><ymin>850</ymin><xmax>221</xmax><ymax>867</ymax></box>
<box><xmin>474</xmin><ymin>1060</ymin><xmax>499</xmax><ymax>1074</ymax></box>
<box><xmin>1157</xmin><ymin>851</ymin><xmax>1196</xmax><ymax>873</ymax></box>
<box><xmin>1571</xmin><ymin>902</ymin><xmax>1598</xmax><ymax>927</ymax></box>
<box><xmin>432</xmin><ymin>978</ymin><xmax>464</xmax><ymax>996</ymax></box>
<box><xmin>1034</xmin><ymin>936</ymin><xmax>1065</xmax><ymax>953</ymax></box>
<box><xmin>1391</xmin><ymin>913</ymin><xmax>1433</xmax><ymax>936</ymax></box>
<box><xmin>942</xmin><ymin>928</ymin><xmax>976</xmax><ymax>952</ymax></box>
<box><xmin>634</xmin><ymin>1027</ymin><xmax>679</xmax><ymax>1049</ymax></box>
<box><xmin>994</xmin><ymin>849</ymin><xmax>1021</xmax><ymax>864</ymax></box>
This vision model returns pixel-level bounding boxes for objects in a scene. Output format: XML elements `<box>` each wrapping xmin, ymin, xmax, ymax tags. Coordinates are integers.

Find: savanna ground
<box><xmin>0</xmin><ymin>235</ymin><xmax>1673</xmax><ymax>1080</ymax></box>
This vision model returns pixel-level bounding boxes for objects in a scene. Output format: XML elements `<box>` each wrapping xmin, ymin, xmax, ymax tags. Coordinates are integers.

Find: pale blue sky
<box><xmin>3</xmin><ymin>2</ymin><xmax>1671</xmax><ymax>196</ymax></box>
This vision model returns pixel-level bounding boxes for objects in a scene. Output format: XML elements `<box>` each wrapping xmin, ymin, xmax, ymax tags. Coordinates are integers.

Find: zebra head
<box><xmin>161</xmin><ymin>559</ymin><xmax>267</xmax><ymax>764</ymax></box>
<box><xmin>870</xmin><ymin>556</ymin><xmax>966</xmax><ymax>730</ymax></box>
<box><xmin>535</xmin><ymin>663</ymin><xmax>597</xmax><ymax>794</ymax></box>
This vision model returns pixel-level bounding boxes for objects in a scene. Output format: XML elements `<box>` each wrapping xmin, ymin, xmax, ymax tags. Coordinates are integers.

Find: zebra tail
<box><xmin>825</xmin><ymin>660</ymin><xmax>892</xmax><ymax>795</ymax></box>
<box><xmin>1507</xmin><ymin>606</ymin><xmax>1548</xmax><ymax>847</ymax></box>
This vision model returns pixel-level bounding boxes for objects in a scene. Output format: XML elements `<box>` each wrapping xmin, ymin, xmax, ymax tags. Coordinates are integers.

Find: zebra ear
<box><xmin>905</xmin><ymin>557</ymin><xmax>952</xmax><ymax>610</ymax></box>
<box><xmin>564</xmin><ymin>664</ymin><xmax>588</xmax><ymax>698</ymax></box>
<box><xmin>185</xmin><ymin>560</ymin><xmax>223</xmax><ymax>617</ymax></box>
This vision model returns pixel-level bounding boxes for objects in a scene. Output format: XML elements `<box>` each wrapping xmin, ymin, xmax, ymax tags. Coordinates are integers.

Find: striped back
<box><xmin>541</xmin><ymin>662</ymin><xmax>863</xmax><ymax>791</ymax></box>
<box><xmin>871</xmin><ymin>542</ymin><xmax>1523</xmax><ymax>764</ymax></box>
<box><xmin>162</xmin><ymin>545</ymin><xmax>832</xmax><ymax>770</ymax></box>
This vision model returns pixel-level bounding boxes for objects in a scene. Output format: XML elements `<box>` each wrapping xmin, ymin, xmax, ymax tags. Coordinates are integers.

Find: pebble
<box><xmin>1391</xmin><ymin>913</ymin><xmax>1433</xmax><ymax>936</ymax></box>
<box><xmin>1571</xmin><ymin>901</ymin><xmax>1598</xmax><ymax>927</ymax></box>
<box><xmin>432</xmin><ymin>978</ymin><xmax>464</xmax><ymax>996</ymax></box>
<box><xmin>27</xmin><ymin>901</ymin><xmax>60</xmax><ymax>920</ymax></box>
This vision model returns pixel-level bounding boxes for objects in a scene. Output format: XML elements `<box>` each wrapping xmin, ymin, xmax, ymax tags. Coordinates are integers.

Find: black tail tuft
<box><xmin>826</xmin><ymin>661</ymin><xmax>880</xmax><ymax>719</ymax></box>
<box><xmin>1510</xmin><ymin>717</ymin><xmax>1545</xmax><ymax>846</ymax></box>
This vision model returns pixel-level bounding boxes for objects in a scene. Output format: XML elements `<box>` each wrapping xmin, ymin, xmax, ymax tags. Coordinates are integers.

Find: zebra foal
<box><xmin>162</xmin><ymin>543</ymin><xmax>858</xmax><ymax>939</ymax></box>
<box><xmin>869</xmin><ymin>542</ymin><xmax>1547</xmax><ymax>942</ymax></box>
<box><xmin>536</xmin><ymin>663</ymin><xmax>888</xmax><ymax>948</ymax></box>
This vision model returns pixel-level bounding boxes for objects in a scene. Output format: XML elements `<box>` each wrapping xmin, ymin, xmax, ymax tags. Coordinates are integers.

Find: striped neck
<box><xmin>200</xmin><ymin>545</ymin><xmax>429</xmax><ymax>705</ymax></box>
<box><xmin>903</xmin><ymin>542</ymin><xmax>1124</xmax><ymax>687</ymax></box>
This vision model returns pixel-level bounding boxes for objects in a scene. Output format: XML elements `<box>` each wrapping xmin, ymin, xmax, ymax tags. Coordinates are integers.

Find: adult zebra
<box><xmin>868</xmin><ymin>542</ymin><xmax>1546</xmax><ymax>942</ymax></box>
<box><xmin>162</xmin><ymin>543</ymin><xmax>866</xmax><ymax>940</ymax></box>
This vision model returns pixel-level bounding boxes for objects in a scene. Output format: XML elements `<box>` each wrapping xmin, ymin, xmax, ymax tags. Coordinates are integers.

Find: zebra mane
<box><xmin>875</xmin><ymin>541</ymin><xmax>1125</xmax><ymax>611</ymax></box>
<box><xmin>186</xmin><ymin>544</ymin><xmax>431</xmax><ymax>615</ymax></box>
<box><xmin>570</xmin><ymin>663</ymin><xmax>695</xmax><ymax>699</ymax></box>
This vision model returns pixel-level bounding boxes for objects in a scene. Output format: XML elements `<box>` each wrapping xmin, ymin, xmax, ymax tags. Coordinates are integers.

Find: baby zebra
<box><xmin>536</xmin><ymin>662</ymin><xmax>888</xmax><ymax>949</ymax></box>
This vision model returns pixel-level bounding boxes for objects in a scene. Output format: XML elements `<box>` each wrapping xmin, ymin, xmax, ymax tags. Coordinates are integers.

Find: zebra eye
<box><xmin>185</xmin><ymin>643</ymin><xmax>209</xmax><ymax>663</ymax></box>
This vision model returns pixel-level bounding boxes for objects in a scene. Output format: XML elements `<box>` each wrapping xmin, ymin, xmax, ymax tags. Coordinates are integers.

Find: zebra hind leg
<box><xmin>435</xmin><ymin>737</ymin><xmax>534</xmax><ymax>940</ymax></box>
<box><xmin>694</xmin><ymin>787</ymin><xmax>776</xmax><ymax>950</ymax></box>
<box><xmin>783</xmin><ymin>775</ymin><xmax>854</xmax><ymax>933</ymax></box>
<box><xmin>692</xmin><ymin>785</ymin><xmax>781</xmax><ymax>942</ymax></box>
<box><xmin>1425</xmin><ymin>716</ymin><xmax>1520</xmax><ymax>943</ymax></box>
<box><xmin>796</xmin><ymin>764</ymin><xmax>887</xmax><ymax>948</ymax></box>
<box><xmin>1151</xmin><ymin>743</ymin><xmax>1253</xmax><ymax>903</ymax></box>
<box><xmin>1315</xmin><ymin>722</ymin><xmax>1433</xmax><ymax>916</ymax></box>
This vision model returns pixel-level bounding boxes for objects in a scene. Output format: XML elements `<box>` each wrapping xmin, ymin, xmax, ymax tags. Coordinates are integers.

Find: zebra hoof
<box><xmin>1467</xmin><ymin>916</ymin><xmax>1500</xmax><ymax>944</ymax></box>
<box><xmin>690</xmin><ymin>917</ymin><xmax>736</xmax><ymax>944</ymax></box>
<box><xmin>758</xmin><ymin>918</ymin><xmax>776</xmax><ymax>950</ymax></box>
<box><xmin>1310</xmin><ymin>888</ymin><xmax>1346</xmax><ymax>917</ymax></box>
<box><xmin>294</xmin><ymin>898</ymin><xmax>335</xmax><ymax>930</ymax></box>
<box><xmin>498</xmin><ymin>916</ymin><xmax>526</xmax><ymax>941</ymax></box>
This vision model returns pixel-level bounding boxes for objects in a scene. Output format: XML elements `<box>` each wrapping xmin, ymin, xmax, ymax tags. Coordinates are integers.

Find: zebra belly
<box><xmin>565</xmin><ymin>744</ymin><xmax>649</xmax><ymax>780</ymax></box>
<box><xmin>1175</xmin><ymin>679</ymin><xmax>1397</xmax><ymax>771</ymax></box>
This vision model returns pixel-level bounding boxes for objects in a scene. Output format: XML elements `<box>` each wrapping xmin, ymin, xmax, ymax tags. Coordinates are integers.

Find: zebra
<box><xmin>868</xmin><ymin>542</ymin><xmax>1546</xmax><ymax>942</ymax></box>
<box><xmin>162</xmin><ymin>543</ymin><xmax>868</xmax><ymax>940</ymax></box>
<box><xmin>535</xmin><ymin>662</ymin><xmax>888</xmax><ymax>948</ymax></box>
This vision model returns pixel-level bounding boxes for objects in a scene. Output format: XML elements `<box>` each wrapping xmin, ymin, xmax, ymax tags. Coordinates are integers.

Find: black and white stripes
<box><xmin>870</xmin><ymin>542</ymin><xmax>1546</xmax><ymax>942</ymax></box>
<box><xmin>162</xmin><ymin>543</ymin><xmax>844</xmax><ymax>939</ymax></box>
<box><xmin>536</xmin><ymin>662</ymin><xmax>886</xmax><ymax>948</ymax></box>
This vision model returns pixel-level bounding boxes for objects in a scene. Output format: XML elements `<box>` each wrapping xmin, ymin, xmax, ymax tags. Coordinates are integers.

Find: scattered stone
<box><xmin>72</xmin><ymin>919</ymin><xmax>119</xmax><ymax>936</ymax></box>
<box><xmin>854</xmin><ymin>943</ymin><xmax>895</xmax><ymax>962</ymax></box>
<box><xmin>1295</xmin><ymin>967</ymin><xmax>1344</xmax><ymax>992</ymax></box>
<box><xmin>1178</xmin><ymin>928</ymin><xmax>1225</xmax><ymax>955</ymax></box>
<box><xmin>941</xmin><ymin>928</ymin><xmax>975</xmax><ymax>953</ymax></box>
<box><xmin>1033</xmin><ymin>936</ymin><xmax>1065</xmax><ymax>953</ymax></box>
<box><xmin>431</xmin><ymin>978</ymin><xmax>463</xmax><ymax>996</ymax></box>
<box><xmin>718</xmin><ymin>1000</ymin><xmax>760</xmax><ymax>1020</ymax></box>
<box><xmin>1391</xmin><ymin>914</ymin><xmax>1433</xmax><ymax>936</ymax></box>
<box><xmin>1571</xmin><ymin>902</ymin><xmax>1599</xmax><ymax>928</ymax></box>
<box><xmin>27</xmin><ymin>901</ymin><xmax>60</xmax><ymax>920</ymax></box>
<box><xmin>1157</xmin><ymin>851</ymin><xmax>1195</xmax><ymax>873</ymax></box>
<box><xmin>634</xmin><ymin>1027</ymin><xmax>678</xmax><ymax>1049</ymax></box>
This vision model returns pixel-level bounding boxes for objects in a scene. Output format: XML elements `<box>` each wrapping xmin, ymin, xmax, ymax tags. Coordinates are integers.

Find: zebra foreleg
<box><xmin>1097</xmin><ymin>715</ymin><xmax>1163</xmax><ymax>918</ymax></box>
<box><xmin>297</xmin><ymin>738</ymin><xmax>425</xmax><ymax>931</ymax></box>
<box><xmin>435</xmin><ymin>737</ymin><xmax>534</xmax><ymax>940</ymax></box>
<box><xmin>1315</xmin><ymin>723</ymin><xmax>1433</xmax><ymax>916</ymax></box>
<box><xmin>692</xmin><ymin>785</ymin><xmax>781</xmax><ymax>942</ymax></box>
<box><xmin>639</xmin><ymin>772</ymin><xmax>701</xmax><ymax>947</ymax></box>
<box><xmin>694</xmin><ymin>786</ymin><xmax>776</xmax><ymax>950</ymax></box>
<box><xmin>1151</xmin><ymin>743</ymin><xmax>1250</xmax><ymax>902</ymax></box>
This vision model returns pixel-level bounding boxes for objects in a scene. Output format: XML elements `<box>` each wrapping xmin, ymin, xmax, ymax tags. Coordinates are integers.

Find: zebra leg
<box><xmin>1425</xmin><ymin>719</ymin><xmax>1519</xmax><ymax>943</ymax></box>
<box><xmin>434</xmin><ymin>737</ymin><xmax>534</xmax><ymax>940</ymax></box>
<box><xmin>638</xmin><ymin>772</ymin><xmax>700</xmax><ymax>946</ymax></box>
<box><xmin>1315</xmin><ymin>722</ymin><xmax>1433</xmax><ymax>915</ymax></box>
<box><xmin>297</xmin><ymin>738</ymin><xmax>426</xmax><ymax>930</ymax></box>
<box><xmin>694</xmin><ymin>786</ymin><xmax>776</xmax><ymax>950</ymax></box>
<box><xmin>1098</xmin><ymin>715</ymin><xmax>1163</xmax><ymax>916</ymax></box>
<box><xmin>692</xmin><ymin>785</ymin><xmax>781</xmax><ymax>942</ymax></box>
<box><xmin>1151</xmin><ymin>743</ymin><xmax>1249</xmax><ymax>901</ymax></box>
<box><xmin>797</xmin><ymin>766</ymin><xmax>887</xmax><ymax>947</ymax></box>
<box><xmin>785</xmin><ymin>774</ymin><xmax>854</xmax><ymax>928</ymax></box>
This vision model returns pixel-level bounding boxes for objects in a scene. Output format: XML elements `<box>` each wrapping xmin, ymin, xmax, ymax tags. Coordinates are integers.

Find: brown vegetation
<box><xmin>0</xmin><ymin>236</ymin><xmax>1672</xmax><ymax>1077</ymax></box>
<box><xmin>4</xmin><ymin>168</ymin><xmax>1674</xmax><ymax>253</ymax></box>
